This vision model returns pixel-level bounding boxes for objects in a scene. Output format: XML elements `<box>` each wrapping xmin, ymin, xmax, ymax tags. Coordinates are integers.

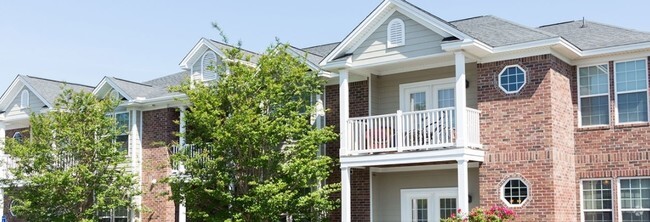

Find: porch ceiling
<box><xmin>348</xmin><ymin>52</ymin><xmax>476</xmax><ymax>77</ymax></box>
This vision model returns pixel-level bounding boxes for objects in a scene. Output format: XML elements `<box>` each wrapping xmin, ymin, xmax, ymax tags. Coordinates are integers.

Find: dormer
<box><xmin>179</xmin><ymin>38</ymin><xmax>233</xmax><ymax>82</ymax></box>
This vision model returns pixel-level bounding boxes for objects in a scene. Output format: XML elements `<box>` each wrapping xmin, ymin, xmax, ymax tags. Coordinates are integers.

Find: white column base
<box><xmin>457</xmin><ymin>159</ymin><xmax>469</xmax><ymax>214</ymax></box>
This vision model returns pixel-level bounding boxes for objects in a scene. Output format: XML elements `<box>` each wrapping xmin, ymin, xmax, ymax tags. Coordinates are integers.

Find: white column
<box><xmin>454</xmin><ymin>51</ymin><xmax>468</xmax><ymax>148</ymax></box>
<box><xmin>178</xmin><ymin>107</ymin><xmax>187</xmax><ymax>222</ymax></box>
<box><xmin>0</xmin><ymin>122</ymin><xmax>4</xmax><ymax>218</ymax></box>
<box><xmin>457</xmin><ymin>159</ymin><xmax>469</xmax><ymax>214</ymax></box>
<box><xmin>339</xmin><ymin>70</ymin><xmax>350</xmax><ymax>156</ymax></box>
<box><xmin>341</xmin><ymin>166</ymin><xmax>351</xmax><ymax>222</ymax></box>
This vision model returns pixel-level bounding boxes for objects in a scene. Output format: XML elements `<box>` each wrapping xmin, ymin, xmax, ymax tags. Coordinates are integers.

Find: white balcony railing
<box><xmin>345</xmin><ymin>107</ymin><xmax>481</xmax><ymax>156</ymax></box>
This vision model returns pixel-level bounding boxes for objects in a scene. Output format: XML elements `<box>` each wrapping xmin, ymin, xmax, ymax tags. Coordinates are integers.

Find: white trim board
<box><xmin>370</xmin><ymin>162</ymin><xmax>479</xmax><ymax>173</ymax></box>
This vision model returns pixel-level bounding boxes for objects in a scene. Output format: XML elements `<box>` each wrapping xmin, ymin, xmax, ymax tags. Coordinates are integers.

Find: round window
<box><xmin>498</xmin><ymin>65</ymin><xmax>526</xmax><ymax>93</ymax></box>
<box><xmin>501</xmin><ymin>178</ymin><xmax>529</xmax><ymax>207</ymax></box>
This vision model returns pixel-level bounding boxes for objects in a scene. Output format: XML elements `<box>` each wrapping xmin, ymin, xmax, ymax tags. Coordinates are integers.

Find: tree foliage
<box><xmin>2</xmin><ymin>89</ymin><xmax>138</xmax><ymax>222</ymax></box>
<box><xmin>169</xmin><ymin>41</ymin><xmax>339</xmax><ymax>221</ymax></box>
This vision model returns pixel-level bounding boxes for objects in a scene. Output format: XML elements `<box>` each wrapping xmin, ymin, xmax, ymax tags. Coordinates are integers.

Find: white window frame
<box><xmin>497</xmin><ymin>65</ymin><xmax>527</xmax><ymax>94</ymax></box>
<box><xmin>613</xmin><ymin>58</ymin><xmax>650</xmax><ymax>125</ymax></box>
<box><xmin>500</xmin><ymin>177</ymin><xmax>530</xmax><ymax>207</ymax></box>
<box><xmin>20</xmin><ymin>89</ymin><xmax>29</xmax><ymax>108</ymax></box>
<box><xmin>387</xmin><ymin>18</ymin><xmax>405</xmax><ymax>48</ymax></box>
<box><xmin>400</xmin><ymin>187</ymin><xmax>458</xmax><ymax>222</ymax></box>
<box><xmin>399</xmin><ymin>78</ymin><xmax>455</xmax><ymax>112</ymax></box>
<box><xmin>580</xmin><ymin>178</ymin><xmax>614</xmax><ymax>222</ymax></box>
<box><xmin>113</xmin><ymin>111</ymin><xmax>130</xmax><ymax>153</ymax></box>
<box><xmin>577</xmin><ymin>63</ymin><xmax>611</xmax><ymax>128</ymax></box>
<box><xmin>201</xmin><ymin>50</ymin><xmax>219</xmax><ymax>81</ymax></box>
<box><xmin>99</xmin><ymin>207</ymin><xmax>129</xmax><ymax>222</ymax></box>
<box><xmin>617</xmin><ymin>176</ymin><xmax>650</xmax><ymax>222</ymax></box>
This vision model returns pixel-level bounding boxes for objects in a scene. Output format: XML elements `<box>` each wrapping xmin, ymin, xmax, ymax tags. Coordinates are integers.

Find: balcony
<box><xmin>343</xmin><ymin>107</ymin><xmax>481</xmax><ymax>156</ymax></box>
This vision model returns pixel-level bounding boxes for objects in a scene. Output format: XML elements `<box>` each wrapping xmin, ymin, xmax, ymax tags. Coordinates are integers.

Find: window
<box><xmin>579</xmin><ymin>64</ymin><xmax>610</xmax><ymax>126</ymax></box>
<box><xmin>439</xmin><ymin>198</ymin><xmax>457</xmax><ymax>220</ymax></box>
<box><xmin>582</xmin><ymin>179</ymin><xmax>613</xmax><ymax>222</ymax></box>
<box><xmin>498</xmin><ymin>65</ymin><xmax>526</xmax><ymax>94</ymax></box>
<box><xmin>501</xmin><ymin>178</ymin><xmax>529</xmax><ymax>207</ymax></box>
<box><xmin>99</xmin><ymin>207</ymin><xmax>128</xmax><ymax>222</ymax></box>
<box><xmin>201</xmin><ymin>51</ymin><xmax>219</xmax><ymax>81</ymax></box>
<box><xmin>20</xmin><ymin>90</ymin><xmax>29</xmax><ymax>108</ymax></box>
<box><xmin>615</xmin><ymin>59</ymin><xmax>649</xmax><ymax>124</ymax></box>
<box><xmin>387</xmin><ymin>18</ymin><xmax>405</xmax><ymax>48</ymax></box>
<box><xmin>619</xmin><ymin>178</ymin><xmax>650</xmax><ymax>222</ymax></box>
<box><xmin>12</xmin><ymin>132</ymin><xmax>23</xmax><ymax>143</ymax></box>
<box><xmin>115</xmin><ymin>112</ymin><xmax>129</xmax><ymax>152</ymax></box>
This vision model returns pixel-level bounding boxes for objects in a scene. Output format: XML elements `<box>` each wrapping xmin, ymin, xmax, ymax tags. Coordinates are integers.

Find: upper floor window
<box><xmin>114</xmin><ymin>112</ymin><xmax>129</xmax><ymax>153</ymax></box>
<box><xmin>20</xmin><ymin>90</ymin><xmax>29</xmax><ymax>108</ymax></box>
<box><xmin>201</xmin><ymin>51</ymin><xmax>219</xmax><ymax>81</ymax></box>
<box><xmin>387</xmin><ymin>18</ymin><xmax>405</xmax><ymax>48</ymax></box>
<box><xmin>615</xmin><ymin>59</ymin><xmax>648</xmax><ymax>124</ymax></box>
<box><xmin>579</xmin><ymin>64</ymin><xmax>610</xmax><ymax>126</ymax></box>
<box><xmin>99</xmin><ymin>206</ymin><xmax>128</xmax><ymax>222</ymax></box>
<box><xmin>498</xmin><ymin>65</ymin><xmax>526</xmax><ymax>94</ymax></box>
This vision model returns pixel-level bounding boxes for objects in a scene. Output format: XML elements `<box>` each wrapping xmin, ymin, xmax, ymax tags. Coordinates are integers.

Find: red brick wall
<box><xmin>141</xmin><ymin>108</ymin><xmax>179</xmax><ymax>222</ymax></box>
<box><xmin>325</xmin><ymin>80</ymin><xmax>370</xmax><ymax>222</ymax></box>
<box><xmin>477</xmin><ymin>54</ymin><xmax>577</xmax><ymax>221</ymax></box>
<box><xmin>572</xmin><ymin>57</ymin><xmax>650</xmax><ymax>221</ymax></box>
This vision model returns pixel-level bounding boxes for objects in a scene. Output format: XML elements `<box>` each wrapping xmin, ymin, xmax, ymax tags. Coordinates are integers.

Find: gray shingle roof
<box><xmin>301</xmin><ymin>42</ymin><xmax>339</xmax><ymax>57</ymax></box>
<box><xmin>208</xmin><ymin>39</ymin><xmax>261</xmax><ymax>64</ymax></box>
<box><xmin>21</xmin><ymin>75</ymin><xmax>94</xmax><ymax>106</ymax></box>
<box><xmin>450</xmin><ymin>16</ymin><xmax>558</xmax><ymax>47</ymax></box>
<box><xmin>538</xmin><ymin>20</ymin><xmax>650</xmax><ymax>50</ymax></box>
<box><xmin>109</xmin><ymin>71</ymin><xmax>189</xmax><ymax>99</ymax></box>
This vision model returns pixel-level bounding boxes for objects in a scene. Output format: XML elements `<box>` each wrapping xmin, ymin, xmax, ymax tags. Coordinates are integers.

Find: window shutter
<box><xmin>20</xmin><ymin>90</ymin><xmax>29</xmax><ymax>108</ymax></box>
<box><xmin>201</xmin><ymin>51</ymin><xmax>219</xmax><ymax>81</ymax></box>
<box><xmin>387</xmin><ymin>19</ymin><xmax>405</xmax><ymax>48</ymax></box>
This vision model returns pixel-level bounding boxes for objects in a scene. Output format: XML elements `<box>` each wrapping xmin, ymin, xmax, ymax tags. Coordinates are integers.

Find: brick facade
<box><xmin>141</xmin><ymin>108</ymin><xmax>179</xmax><ymax>222</ymax></box>
<box><xmin>477</xmin><ymin>54</ymin><xmax>578</xmax><ymax>221</ymax></box>
<box><xmin>325</xmin><ymin>80</ymin><xmax>370</xmax><ymax>222</ymax></box>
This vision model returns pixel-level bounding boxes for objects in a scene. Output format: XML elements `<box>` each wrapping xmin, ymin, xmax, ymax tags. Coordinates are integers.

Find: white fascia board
<box><xmin>319</xmin><ymin>0</ymin><xmax>393</xmax><ymax>66</ymax></box>
<box><xmin>390</xmin><ymin>0</ymin><xmax>470</xmax><ymax>40</ymax></box>
<box><xmin>580</xmin><ymin>42</ymin><xmax>650</xmax><ymax>57</ymax></box>
<box><xmin>93</xmin><ymin>77</ymin><xmax>133</xmax><ymax>101</ymax></box>
<box><xmin>340</xmin><ymin>148</ymin><xmax>485</xmax><ymax>168</ymax></box>
<box><xmin>179</xmin><ymin>38</ymin><xmax>229</xmax><ymax>69</ymax></box>
<box><xmin>0</xmin><ymin>76</ymin><xmax>23</xmax><ymax>111</ymax></box>
<box><xmin>321</xmin><ymin>59</ymin><xmax>352</xmax><ymax>71</ymax></box>
<box><xmin>17</xmin><ymin>76</ymin><xmax>53</xmax><ymax>109</ymax></box>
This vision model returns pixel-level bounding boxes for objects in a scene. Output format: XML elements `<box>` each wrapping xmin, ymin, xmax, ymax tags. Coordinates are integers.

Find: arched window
<box><xmin>20</xmin><ymin>90</ymin><xmax>29</xmax><ymax>108</ymax></box>
<box><xmin>13</xmin><ymin>132</ymin><xmax>23</xmax><ymax>143</ymax></box>
<box><xmin>201</xmin><ymin>51</ymin><xmax>219</xmax><ymax>81</ymax></box>
<box><xmin>387</xmin><ymin>18</ymin><xmax>405</xmax><ymax>48</ymax></box>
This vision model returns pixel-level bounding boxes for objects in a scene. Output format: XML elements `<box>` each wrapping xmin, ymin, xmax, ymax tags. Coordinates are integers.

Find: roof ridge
<box><xmin>207</xmin><ymin>39</ymin><xmax>261</xmax><ymax>56</ymax></box>
<box><xmin>301</xmin><ymin>42</ymin><xmax>339</xmax><ymax>50</ymax></box>
<box><xmin>398</xmin><ymin>0</ymin><xmax>457</xmax><ymax>29</ymax></box>
<box><xmin>110</xmin><ymin>77</ymin><xmax>153</xmax><ymax>87</ymax></box>
<box><xmin>24</xmin><ymin>75</ymin><xmax>94</xmax><ymax>88</ymax></box>
<box><xmin>538</xmin><ymin>20</ymin><xmax>576</xmax><ymax>28</ymax></box>
<box><xmin>484</xmin><ymin>15</ymin><xmax>558</xmax><ymax>38</ymax></box>
<box><xmin>583</xmin><ymin>20</ymin><xmax>650</xmax><ymax>35</ymax></box>
<box><xmin>448</xmin><ymin>15</ymin><xmax>488</xmax><ymax>23</ymax></box>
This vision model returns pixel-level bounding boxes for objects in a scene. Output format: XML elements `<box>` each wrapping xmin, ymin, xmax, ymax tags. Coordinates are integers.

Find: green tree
<box><xmin>169</xmin><ymin>41</ymin><xmax>339</xmax><ymax>221</ymax></box>
<box><xmin>2</xmin><ymin>89</ymin><xmax>138</xmax><ymax>222</ymax></box>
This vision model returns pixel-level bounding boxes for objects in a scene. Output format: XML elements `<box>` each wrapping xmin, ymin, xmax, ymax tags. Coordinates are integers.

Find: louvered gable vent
<box><xmin>387</xmin><ymin>18</ymin><xmax>405</xmax><ymax>48</ymax></box>
<box><xmin>201</xmin><ymin>51</ymin><xmax>219</xmax><ymax>81</ymax></box>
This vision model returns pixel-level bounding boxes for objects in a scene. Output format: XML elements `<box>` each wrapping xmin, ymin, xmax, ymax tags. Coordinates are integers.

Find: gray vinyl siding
<box><xmin>5</xmin><ymin>87</ymin><xmax>47</xmax><ymax>116</ymax></box>
<box><xmin>370</xmin><ymin>74</ymin><xmax>380</xmax><ymax>115</ymax></box>
<box><xmin>371</xmin><ymin>168</ymin><xmax>480</xmax><ymax>222</ymax></box>
<box><xmin>371</xmin><ymin>64</ymin><xmax>478</xmax><ymax>115</ymax></box>
<box><xmin>352</xmin><ymin>11</ymin><xmax>445</xmax><ymax>63</ymax></box>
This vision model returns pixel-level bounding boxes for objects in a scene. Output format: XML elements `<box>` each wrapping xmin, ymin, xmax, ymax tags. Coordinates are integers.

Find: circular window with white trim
<box><xmin>501</xmin><ymin>178</ymin><xmax>529</xmax><ymax>207</ymax></box>
<box><xmin>498</xmin><ymin>65</ymin><xmax>526</xmax><ymax>94</ymax></box>
<box><xmin>10</xmin><ymin>199</ymin><xmax>17</xmax><ymax>216</ymax></box>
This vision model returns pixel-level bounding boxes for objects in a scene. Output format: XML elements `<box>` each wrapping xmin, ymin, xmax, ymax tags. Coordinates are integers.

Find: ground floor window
<box><xmin>619</xmin><ymin>178</ymin><xmax>650</xmax><ymax>222</ymax></box>
<box><xmin>99</xmin><ymin>207</ymin><xmax>128</xmax><ymax>222</ymax></box>
<box><xmin>400</xmin><ymin>188</ymin><xmax>457</xmax><ymax>222</ymax></box>
<box><xmin>581</xmin><ymin>179</ymin><xmax>613</xmax><ymax>222</ymax></box>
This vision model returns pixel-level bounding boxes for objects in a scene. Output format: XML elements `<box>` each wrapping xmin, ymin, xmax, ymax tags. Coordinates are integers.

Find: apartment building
<box><xmin>2</xmin><ymin>0</ymin><xmax>650</xmax><ymax>221</ymax></box>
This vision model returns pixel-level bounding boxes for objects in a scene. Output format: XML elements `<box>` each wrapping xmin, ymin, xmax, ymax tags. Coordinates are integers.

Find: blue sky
<box><xmin>1</xmin><ymin>0</ymin><xmax>649</xmax><ymax>93</ymax></box>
